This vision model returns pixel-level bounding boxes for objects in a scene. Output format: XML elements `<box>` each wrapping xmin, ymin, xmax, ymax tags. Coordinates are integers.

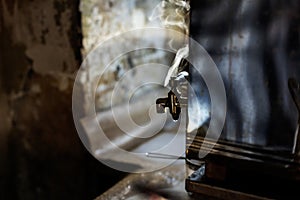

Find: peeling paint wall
<box><xmin>0</xmin><ymin>0</ymin><xmax>100</xmax><ymax>199</ymax></box>
<box><xmin>0</xmin><ymin>0</ymin><xmax>189</xmax><ymax>198</ymax></box>
<box><xmin>80</xmin><ymin>0</ymin><xmax>165</xmax><ymax>111</ymax></box>
<box><xmin>80</xmin><ymin>0</ymin><xmax>189</xmax><ymax>112</ymax></box>
<box><xmin>80</xmin><ymin>0</ymin><xmax>164</xmax><ymax>53</ymax></box>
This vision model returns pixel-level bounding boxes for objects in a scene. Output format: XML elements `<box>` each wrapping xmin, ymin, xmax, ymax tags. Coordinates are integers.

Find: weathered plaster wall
<box><xmin>0</xmin><ymin>0</ymin><xmax>114</xmax><ymax>199</ymax></box>
<box><xmin>78</xmin><ymin>0</ymin><xmax>190</xmax><ymax>156</ymax></box>
<box><xmin>80</xmin><ymin>0</ymin><xmax>164</xmax><ymax>112</ymax></box>
<box><xmin>80</xmin><ymin>0</ymin><xmax>189</xmax><ymax>112</ymax></box>
<box><xmin>0</xmin><ymin>0</ymin><xmax>189</xmax><ymax>198</ymax></box>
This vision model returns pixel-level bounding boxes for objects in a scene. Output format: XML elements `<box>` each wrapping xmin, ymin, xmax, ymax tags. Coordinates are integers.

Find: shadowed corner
<box><xmin>100</xmin><ymin>159</ymin><xmax>143</xmax><ymax>172</ymax></box>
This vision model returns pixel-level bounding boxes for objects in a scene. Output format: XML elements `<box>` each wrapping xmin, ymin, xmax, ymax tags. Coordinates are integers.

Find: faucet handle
<box><xmin>156</xmin><ymin>90</ymin><xmax>181</xmax><ymax>120</ymax></box>
<box><xmin>156</xmin><ymin>72</ymin><xmax>189</xmax><ymax>121</ymax></box>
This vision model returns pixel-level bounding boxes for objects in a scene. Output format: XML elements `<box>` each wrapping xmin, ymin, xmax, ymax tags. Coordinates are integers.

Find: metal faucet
<box><xmin>156</xmin><ymin>72</ymin><xmax>188</xmax><ymax>121</ymax></box>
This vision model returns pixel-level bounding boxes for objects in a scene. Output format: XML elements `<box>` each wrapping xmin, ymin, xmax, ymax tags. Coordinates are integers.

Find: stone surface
<box><xmin>96</xmin><ymin>162</ymin><xmax>197</xmax><ymax>200</ymax></box>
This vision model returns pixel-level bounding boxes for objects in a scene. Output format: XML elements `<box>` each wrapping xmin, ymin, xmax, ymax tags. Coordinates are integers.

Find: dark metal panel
<box><xmin>189</xmin><ymin>0</ymin><xmax>300</xmax><ymax>150</ymax></box>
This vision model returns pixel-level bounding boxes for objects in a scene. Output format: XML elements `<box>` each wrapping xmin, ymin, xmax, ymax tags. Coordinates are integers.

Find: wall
<box><xmin>0</xmin><ymin>0</ymin><xmax>190</xmax><ymax>198</ymax></box>
<box><xmin>0</xmin><ymin>0</ymin><xmax>124</xmax><ymax>199</ymax></box>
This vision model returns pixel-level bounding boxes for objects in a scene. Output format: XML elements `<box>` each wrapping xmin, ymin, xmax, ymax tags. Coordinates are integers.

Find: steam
<box><xmin>149</xmin><ymin>0</ymin><xmax>190</xmax><ymax>86</ymax></box>
<box><xmin>149</xmin><ymin>0</ymin><xmax>190</xmax><ymax>34</ymax></box>
<box><xmin>164</xmin><ymin>45</ymin><xmax>189</xmax><ymax>86</ymax></box>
